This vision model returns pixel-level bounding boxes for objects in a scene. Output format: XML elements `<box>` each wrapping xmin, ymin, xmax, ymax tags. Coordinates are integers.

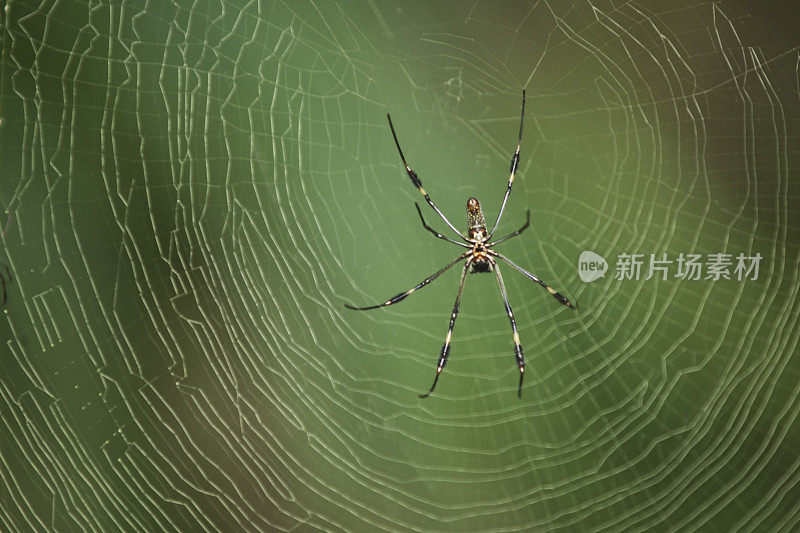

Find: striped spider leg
<box><xmin>345</xmin><ymin>91</ymin><xmax>577</xmax><ymax>398</ymax></box>
<box><xmin>0</xmin><ymin>262</ymin><xmax>10</xmax><ymax>304</ymax></box>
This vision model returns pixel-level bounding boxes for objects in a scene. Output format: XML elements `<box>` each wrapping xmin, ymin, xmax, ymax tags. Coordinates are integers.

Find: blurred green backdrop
<box><xmin>1</xmin><ymin>0</ymin><xmax>799</xmax><ymax>530</ymax></box>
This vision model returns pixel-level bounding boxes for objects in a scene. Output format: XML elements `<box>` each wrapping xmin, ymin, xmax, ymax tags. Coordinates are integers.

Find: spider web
<box><xmin>2</xmin><ymin>0</ymin><xmax>800</xmax><ymax>530</ymax></box>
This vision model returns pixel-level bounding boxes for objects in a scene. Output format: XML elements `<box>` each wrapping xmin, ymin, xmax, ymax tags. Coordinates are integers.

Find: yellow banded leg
<box><xmin>419</xmin><ymin>261</ymin><xmax>471</xmax><ymax>398</ymax></box>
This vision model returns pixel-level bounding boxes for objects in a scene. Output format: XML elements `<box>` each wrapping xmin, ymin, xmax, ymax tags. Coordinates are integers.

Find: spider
<box><xmin>345</xmin><ymin>91</ymin><xmax>576</xmax><ymax>398</ymax></box>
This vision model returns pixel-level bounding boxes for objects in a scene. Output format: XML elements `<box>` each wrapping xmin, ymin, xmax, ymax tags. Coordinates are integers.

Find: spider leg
<box><xmin>415</xmin><ymin>203</ymin><xmax>470</xmax><ymax>248</ymax></box>
<box><xmin>345</xmin><ymin>252</ymin><xmax>469</xmax><ymax>310</ymax></box>
<box><xmin>387</xmin><ymin>114</ymin><xmax>467</xmax><ymax>240</ymax></box>
<box><xmin>488</xmin><ymin>209</ymin><xmax>530</xmax><ymax>247</ymax></box>
<box><xmin>490</xmin><ymin>251</ymin><xmax>577</xmax><ymax>309</ymax></box>
<box><xmin>490</xmin><ymin>260</ymin><xmax>525</xmax><ymax>398</ymax></box>
<box><xmin>419</xmin><ymin>260</ymin><xmax>471</xmax><ymax>398</ymax></box>
<box><xmin>489</xmin><ymin>90</ymin><xmax>526</xmax><ymax>238</ymax></box>
<box><xmin>0</xmin><ymin>262</ymin><xmax>9</xmax><ymax>304</ymax></box>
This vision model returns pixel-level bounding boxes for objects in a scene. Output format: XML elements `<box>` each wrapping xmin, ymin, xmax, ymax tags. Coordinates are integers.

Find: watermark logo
<box><xmin>578</xmin><ymin>251</ymin><xmax>608</xmax><ymax>282</ymax></box>
<box><xmin>578</xmin><ymin>251</ymin><xmax>762</xmax><ymax>282</ymax></box>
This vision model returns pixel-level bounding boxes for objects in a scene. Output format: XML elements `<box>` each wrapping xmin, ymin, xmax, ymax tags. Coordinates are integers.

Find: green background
<box><xmin>1</xmin><ymin>0</ymin><xmax>799</xmax><ymax>530</ymax></box>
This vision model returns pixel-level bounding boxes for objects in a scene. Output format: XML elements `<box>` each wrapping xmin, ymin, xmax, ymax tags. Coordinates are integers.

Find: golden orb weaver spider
<box><xmin>346</xmin><ymin>91</ymin><xmax>576</xmax><ymax>398</ymax></box>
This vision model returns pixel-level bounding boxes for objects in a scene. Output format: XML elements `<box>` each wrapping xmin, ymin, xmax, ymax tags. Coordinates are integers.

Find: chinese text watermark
<box><xmin>579</xmin><ymin>252</ymin><xmax>762</xmax><ymax>282</ymax></box>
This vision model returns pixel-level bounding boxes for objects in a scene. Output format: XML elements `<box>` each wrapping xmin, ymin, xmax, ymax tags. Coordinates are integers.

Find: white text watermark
<box><xmin>579</xmin><ymin>252</ymin><xmax>762</xmax><ymax>282</ymax></box>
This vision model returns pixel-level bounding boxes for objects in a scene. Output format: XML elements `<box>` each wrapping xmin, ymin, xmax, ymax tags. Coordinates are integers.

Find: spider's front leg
<box><xmin>419</xmin><ymin>260</ymin><xmax>471</xmax><ymax>399</ymax></box>
<box><xmin>490</xmin><ymin>259</ymin><xmax>526</xmax><ymax>398</ymax></box>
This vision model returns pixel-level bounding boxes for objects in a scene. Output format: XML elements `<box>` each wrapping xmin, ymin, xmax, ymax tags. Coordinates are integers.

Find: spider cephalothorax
<box><xmin>346</xmin><ymin>91</ymin><xmax>577</xmax><ymax>398</ymax></box>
